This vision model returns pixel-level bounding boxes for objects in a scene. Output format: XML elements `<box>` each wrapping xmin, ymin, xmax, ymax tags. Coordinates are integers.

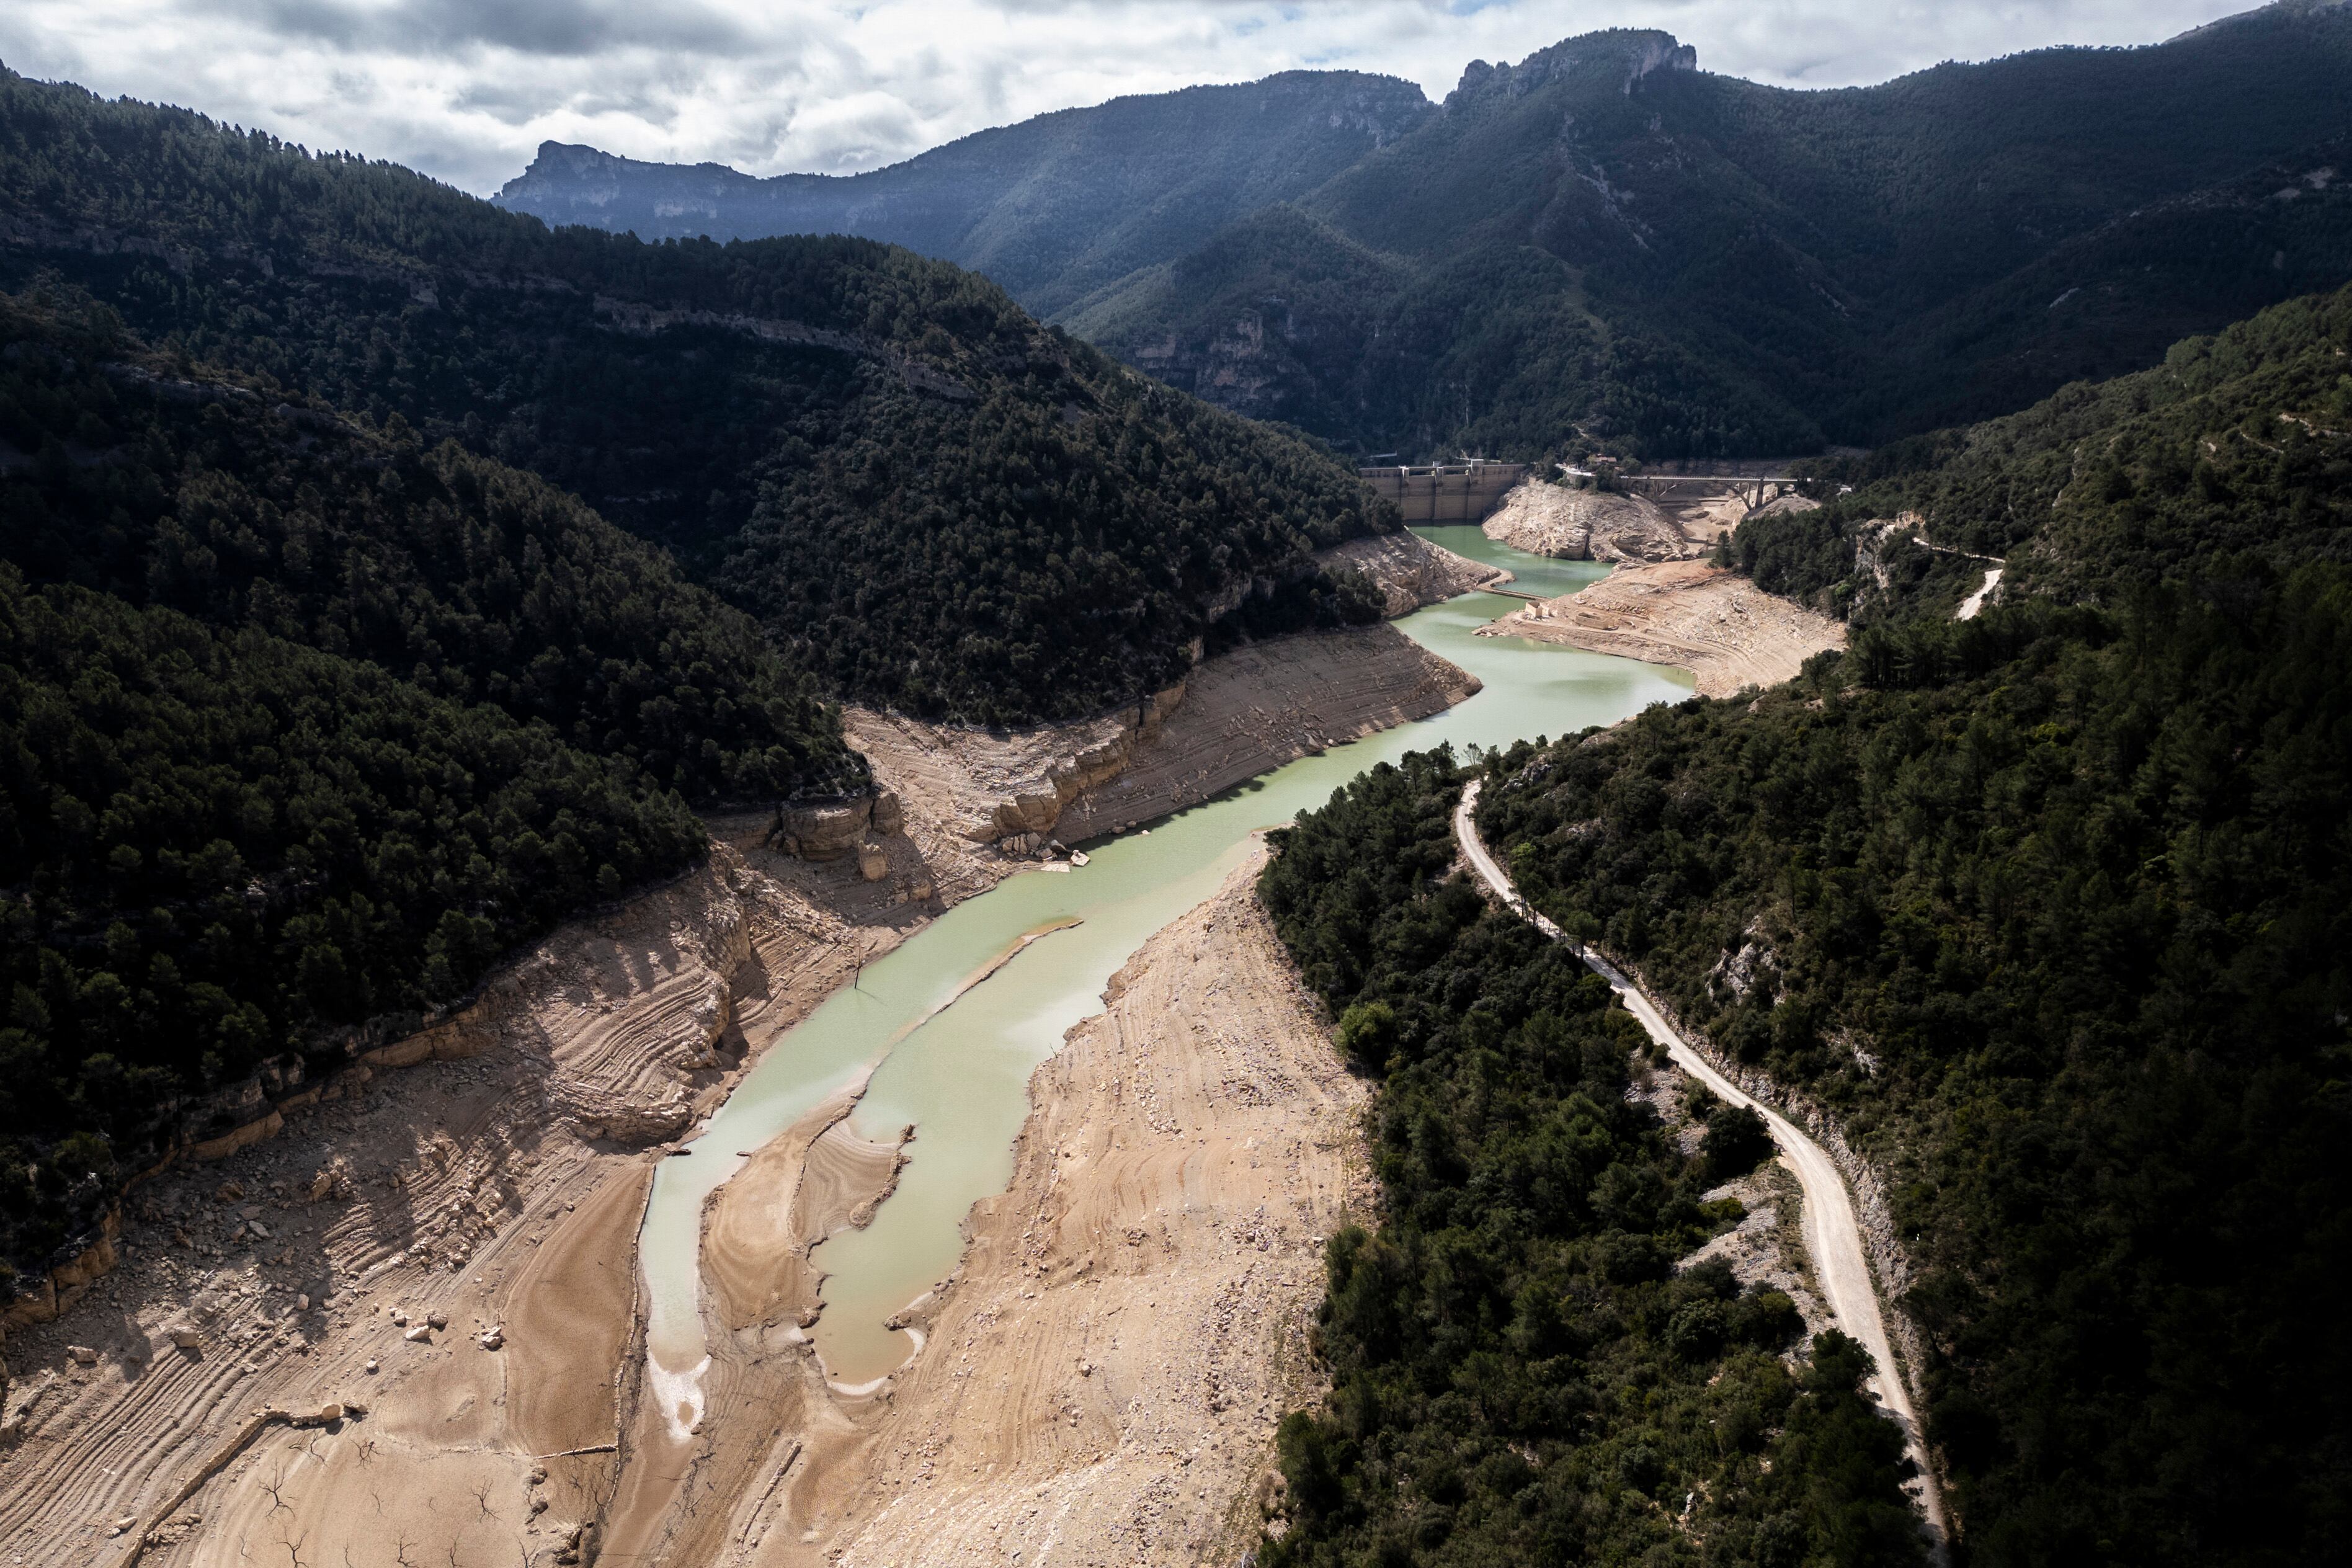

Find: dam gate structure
<box><xmin>1358</xmin><ymin>460</ymin><xmax>1530</xmax><ymax>523</ymax></box>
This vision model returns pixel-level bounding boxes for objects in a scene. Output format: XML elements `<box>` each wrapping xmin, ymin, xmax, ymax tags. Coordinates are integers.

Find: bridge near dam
<box><xmin>1361</xmin><ymin>458</ymin><xmax>1807</xmax><ymax>520</ymax></box>
<box><xmin>1625</xmin><ymin>472</ymin><xmax>1803</xmax><ymax>508</ymax></box>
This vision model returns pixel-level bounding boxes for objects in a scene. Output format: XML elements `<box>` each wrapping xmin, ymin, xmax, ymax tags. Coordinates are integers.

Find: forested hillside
<box><xmin>0</xmin><ymin>65</ymin><xmax>1396</xmax><ymax>723</ymax></box>
<box><xmin>1451</xmin><ymin>290</ymin><xmax>2352</xmax><ymax>1562</ymax></box>
<box><xmin>1257</xmin><ymin>751</ymin><xmax>1926</xmax><ymax>1568</ymax></box>
<box><xmin>512</xmin><ymin>7</ymin><xmax>2352</xmax><ymax>464</ymax></box>
<box><xmin>1737</xmin><ymin>283</ymin><xmax>2352</xmax><ymax>620</ymax></box>
<box><xmin>1076</xmin><ymin>8</ymin><xmax>2352</xmax><ymax>460</ymax></box>
<box><xmin>0</xmin><ymin>290</ymin><xmax>857</xmax><ymax>1285</ymax></box>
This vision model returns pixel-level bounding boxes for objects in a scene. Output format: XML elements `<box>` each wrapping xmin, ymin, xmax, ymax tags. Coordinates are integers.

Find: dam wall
<box><xmin>1359</xmin><ymin>461</ymin><xmax>1529</xmax><ymax>523</ymax></box>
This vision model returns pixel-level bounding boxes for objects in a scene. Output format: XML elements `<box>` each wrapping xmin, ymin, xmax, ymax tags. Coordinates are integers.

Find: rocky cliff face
<box><xmin>1446</xmin><ymin>29</ymin><xmax>1696</xmax><ymax>107</ymax></box>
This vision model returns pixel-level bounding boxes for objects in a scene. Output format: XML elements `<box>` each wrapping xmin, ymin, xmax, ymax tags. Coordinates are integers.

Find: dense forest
<box><xmin>1454</xmin><ymin>289</ymin><xmax>2352</xmax><ymax>1562</ymax></box>
<box><xmin>0</xmin><ymin>65</ymin><xmax>1396</xmax><ymax>723</ymax></box>
<box><xmin>0</xmin><ymin>290</ymin><xmax>860</xmax><ymax>1282</ymax></box>
<box><xmin>1256</xmin><ymin>751</ymin><xmax>1927</xmax><ymax>1568</ymax></box>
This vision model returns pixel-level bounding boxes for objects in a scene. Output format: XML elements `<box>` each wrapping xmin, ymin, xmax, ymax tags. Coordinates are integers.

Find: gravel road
<box><xmin>1454</xmin><ymin>778</ymin><xmax>1948</xmax><ymax>1543</ymax></box>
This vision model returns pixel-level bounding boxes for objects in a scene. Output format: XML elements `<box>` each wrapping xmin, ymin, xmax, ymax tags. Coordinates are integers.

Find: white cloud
<box><xmin>0</xmin><ymin>1</ymin><xmax>2266</xmax><ymax>194</ymax></box>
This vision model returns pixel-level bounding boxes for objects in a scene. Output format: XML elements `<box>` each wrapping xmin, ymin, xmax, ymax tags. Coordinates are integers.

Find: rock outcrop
<box><xmin>1482</xmin><ymin>479</ymin><xmax>1706</xmax><ymax>563</ymax></box>
<box><xmin>1054</xmin><ymin>626</ymin><xmax>1479</xmax><ymax>841</ymax></box>
<box><xmin>1479</xmin><ymin>560</ymin><xmax>1845</xmax><ymax>697</ymax></box>
<box><xmin>849</xmin><ymin>684</ymin><xmax>1185</xmax><ymax>858</ymax></box>
<box><xmin>1315</xmin><ymin>530</ymin><xmax>1508</xmax><ymax>615</ymax></box>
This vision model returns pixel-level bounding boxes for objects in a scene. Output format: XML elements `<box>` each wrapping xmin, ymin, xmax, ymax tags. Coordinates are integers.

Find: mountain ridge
<box><xmin>500</xmin><ymin>6</ymin><xmax>2352</xmax><ymax>460</ymax></box>
<box><xmin>496</xmin><ymin>71</ymin><xmax>1435</xmax><ymax>317</ymax></box>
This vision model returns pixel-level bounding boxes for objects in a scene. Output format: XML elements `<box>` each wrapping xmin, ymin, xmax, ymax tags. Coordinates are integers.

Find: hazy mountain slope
<box><xmin>1110</xmin><ymin>6</ymin><xmax>2352</xmax><ymax>458</ymax></box>
<box><xmin>507</xmin><ymin>7</ymin><xmax>2352</xmax><ymax>461</ymax></box>
<box><xmin>0</xmin><ymin>292</ymin><xmax>865</xmax><ymax>1281</ymax></box>
<box><xmin>494</xmin><ymin>72</ymin><xmax>1434</xmax><ymax>316</ymax></box>
<box><xmin>0</xmin><ymin>66</ymin><xmax>1396</xmax><ymax>723</ymax></box>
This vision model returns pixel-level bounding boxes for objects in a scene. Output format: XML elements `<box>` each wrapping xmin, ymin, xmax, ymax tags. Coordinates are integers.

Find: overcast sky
<box><xmin>0</xmin><ymin>1</ymin><xmax>2268</xmax><ymax>195</ymax></box>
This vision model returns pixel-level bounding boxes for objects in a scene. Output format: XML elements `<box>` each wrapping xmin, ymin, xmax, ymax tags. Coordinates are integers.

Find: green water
<box><xmin>636</xmin><ymin>532</ymin><xmax>1691</xmax><ymax>1394</ymax></box>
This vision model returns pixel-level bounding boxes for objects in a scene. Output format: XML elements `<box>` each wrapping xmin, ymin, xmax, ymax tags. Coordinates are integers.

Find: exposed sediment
<box><xmin>742</xmin><ymin>850</ymin><xmax>1373</xmax><ymax>1566</ymax></box>
<box><xmin>854</xmin><ymin>623</ymin><xmax>1479</xmax><ymax>853</ymax></box>
<box><xmin>842</xmin><ymin>537</ymin><xmax>1495</xmax><ymax>861</ymax></box>
<box><xmin>1315</xmin><ymin>529</ymin><xmax>1508</xmax><ymax>613</ymax></box>
<box><xmin>0</xmin><ymin>621</ymin><xmax>1473</xmax><ymax>1567</ymax></box>
<box><xmin>1480</xmin><ymin>559</ymin><xmax>1845</xmax><ymax>697</ymax></box>
<box><xmin>0</xmin><ymin>831</ymin><xmax>967</xmax><ymax>1568</ymax></box>
<box><xmin>1056</xmin><ymin>626</ymin><xmax>1477</xmax><ymax>840</ymax></box>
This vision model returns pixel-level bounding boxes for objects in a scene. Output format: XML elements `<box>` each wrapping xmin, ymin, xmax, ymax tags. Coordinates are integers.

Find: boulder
<box><xmin>166</xmin><ymin>1324</ymin><xmax>201</xmax><ymax>1350</ymax></box>
<box><xmin>992</xmin><ymin>789</ymin><xmax>1062</xmax><ymax>839</ymax></box>
<box><xmin>857</xmin><ymin>840</ymin><xmax>890</xmax><ymax>882</ymax></box>
<box><xmin>571</xmin><ymin>1089</ymin><xmax>694</xmax><ymax>1145</ymax></box>
<box><xmin>773</xmin><ymin>797</ymin><xmax>873</xmax><ymax>860</ymax></box>
<box><xmin>66</xmin><ymin>1345</ymin><xmax>98</xmax><ymax>1366</ymax></box>
<box><xmin>871</xmin><ymin>789</ymin><xmax>904</xmax><ymax>836</ymax></box>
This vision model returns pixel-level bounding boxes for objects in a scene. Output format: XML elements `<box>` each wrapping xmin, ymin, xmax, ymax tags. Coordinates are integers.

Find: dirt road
<box><xmin>1453</xmin><ymin>780</ymin><xmax>1948</xmax><ymax>1544</ymax></box>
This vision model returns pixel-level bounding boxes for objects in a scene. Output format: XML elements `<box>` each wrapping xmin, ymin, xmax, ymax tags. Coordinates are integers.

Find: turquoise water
<box><xmin>637</xmin><ymin>532</ymin><xmax>1691</xmax><ymax>1388</ymax></box>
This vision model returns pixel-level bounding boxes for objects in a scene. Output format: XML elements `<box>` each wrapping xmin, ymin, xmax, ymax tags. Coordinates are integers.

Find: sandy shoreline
<box><xmin>0</xmin><ymin>613</ymin><xmax>1468</xmax><ymax>1566</ymax></box>
<box><xmin>1480</xmin><ymin>559</ymin><xmax>1845</xmax><ymax>697</ymax></box>
<box><xmin>744</xmin><ymin>851</ymin><xmax>1371</xmax><ymax>1567</ymax></box>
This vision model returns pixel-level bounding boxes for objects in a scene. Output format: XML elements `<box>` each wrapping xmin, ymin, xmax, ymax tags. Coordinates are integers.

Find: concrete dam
<box><xmin>1358</xmin><ymin>460</ymin><xmax>1528</xmax><ymax>523</ymax></box>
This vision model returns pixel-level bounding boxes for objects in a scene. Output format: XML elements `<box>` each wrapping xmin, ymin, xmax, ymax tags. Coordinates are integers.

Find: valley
<box><xmin>0</xmin><ymin>527</ymin><xmax>1701</xmax><ymax>1564</ymax></box>
<box><xmin>3</xmin><ymin>9</ymin><xmax>2348</xmax><ymax>1567</ymax></box>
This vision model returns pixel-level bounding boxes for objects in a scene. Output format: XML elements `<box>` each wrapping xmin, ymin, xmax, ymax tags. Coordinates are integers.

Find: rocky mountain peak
<box><xmin>1448</xmin><ymin>29</ymin><xmax>1695</xmax><ymax>109</ymax></box>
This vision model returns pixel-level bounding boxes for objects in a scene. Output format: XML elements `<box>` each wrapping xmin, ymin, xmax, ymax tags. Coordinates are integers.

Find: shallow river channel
<box><xmin>636</xmin><ymin>528</ymin><xmax>1695</xmax><ymax>1402</ymax></box>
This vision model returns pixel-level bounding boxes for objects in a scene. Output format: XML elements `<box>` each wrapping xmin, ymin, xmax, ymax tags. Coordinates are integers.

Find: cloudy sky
<box><xmin>0</xmin><ymin>1</ymin><xmax>2266</xmax><ymax>195</ymax></box>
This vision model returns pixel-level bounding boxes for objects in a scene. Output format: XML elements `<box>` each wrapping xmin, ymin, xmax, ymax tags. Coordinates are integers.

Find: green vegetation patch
<box><xmin>1255</xmin><ymin>750</ymin><xmax>1924</xmax><ymax>1568</ymax></box>
<box><xmin>1739</xmin><ymin>284</ymin><xmax>2352</xmax><ymax>621</ymax></box>
<box><xmin>1474</xmin><ymin>282</ymin><xmax>2352</xmax><ymax>1560</ymax></box>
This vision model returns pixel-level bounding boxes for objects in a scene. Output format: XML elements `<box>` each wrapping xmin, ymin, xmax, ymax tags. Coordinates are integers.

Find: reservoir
<box><xmin>636</xmin><ymin>529</ymin><xmax>1693</xmax><ymax>1393</ymax></box>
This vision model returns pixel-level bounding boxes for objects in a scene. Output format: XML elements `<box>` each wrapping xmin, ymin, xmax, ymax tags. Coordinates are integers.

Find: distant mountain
<box><xmin>494</xmin><ymin>72</ymin><xmax>1433</xmax><ymax>318</ymax></box>
<box><xmin>1092</xmin><ymin>7</ymin><xmax>2352</xmax><ymax>459</ymax></box>
<box><xmin>505</xmin><ymin>6</ymin><xmax>2352</xmax><ymax>460</ymax></box>
<box><xmin>0</xmin><ymin>66</ymin><xmax>1396</xmax><ymax>726</ymax></box>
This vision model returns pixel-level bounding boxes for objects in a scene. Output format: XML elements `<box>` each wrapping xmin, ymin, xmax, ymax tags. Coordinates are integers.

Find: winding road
<box><xmin>1454</xmin><ymin>779</ymin><xmax>1949</xmax><ymax>1543</ymax></box>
